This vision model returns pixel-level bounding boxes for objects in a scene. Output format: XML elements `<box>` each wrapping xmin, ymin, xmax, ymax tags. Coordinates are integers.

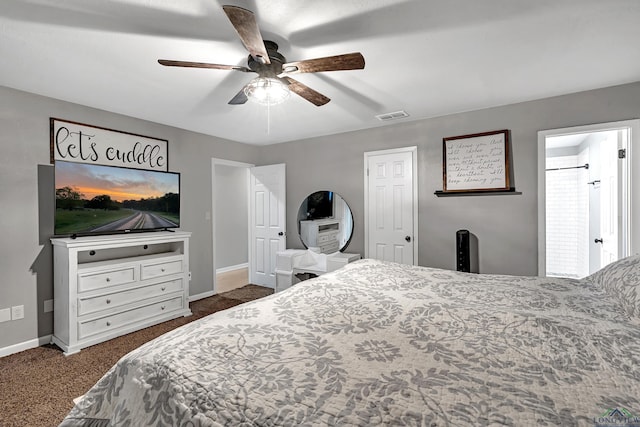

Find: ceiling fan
<box><xmin>158</xmin><ymin>5</ymin><xmax>365</xmax><ymax>106</ymax></box>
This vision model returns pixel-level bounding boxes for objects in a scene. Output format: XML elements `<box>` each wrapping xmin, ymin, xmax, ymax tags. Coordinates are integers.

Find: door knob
<box><xmin>594</xmin><ymin>238</ymin><xmax>603</xmax><ymax>244</ymax></box>
<box><xmin>278</xmin><ymin>231</ymin><xmax>284</xmax><ymax>236</ymax></box>
<box><xmin>405</xmin><ymin>236</ymin><xmax>411</xmax><ymax>242</ymax></box>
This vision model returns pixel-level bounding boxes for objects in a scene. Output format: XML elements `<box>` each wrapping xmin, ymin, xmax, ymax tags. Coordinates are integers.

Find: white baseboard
<box><xmin>189</xmin><ymin>282</ymin><xmax>273</xmax><ymax>302</ymax></box>
<box><xmin>0</xmin><ymin>334</ymin><xmax>52</xmax><ymax>358</ymax></box>
<box><xmin>189</xmin><ymin>290</ymin><xmax>216</xmax><ymax>302</ymax></box>
<box><xmin>216</xmin><ymin>263</ymin><xmax>248</xmax><ymax>275</ymax></box>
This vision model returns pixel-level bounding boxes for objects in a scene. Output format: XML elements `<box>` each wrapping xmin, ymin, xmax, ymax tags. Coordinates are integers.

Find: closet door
<box><xmin>364</xmin><ymin>147</ymin><xmax>417</xmax><ymax>265</ymax></box>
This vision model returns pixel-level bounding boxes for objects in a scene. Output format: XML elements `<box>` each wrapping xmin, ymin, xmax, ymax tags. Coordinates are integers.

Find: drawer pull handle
<box><xmin>106</xmin><ymin>278</ymin><xmax>110</xmax><ymax>282</ymax></box>
<box><xmin>161</xmin><ymin>268</ymin><xmax>166</xmax><ymax>272</ymax></box>
<box><xmin>161</xmin><ymin>305</ymin><xmax>166</xmax><ymax>310</ymax></box>
<box><xmin>161</xmin><ymin>287</ymin><xmax>166</xmax><ymax>291</ymax></box>
<box><xmin>106</xmin><ymin>299</ymin><xmax>111</xmax><ymax>304</ymax></box>
<box><xmin>106</xmin><ymin>321</ymin><xmax>111</xmax><ymax>326</ymax></box>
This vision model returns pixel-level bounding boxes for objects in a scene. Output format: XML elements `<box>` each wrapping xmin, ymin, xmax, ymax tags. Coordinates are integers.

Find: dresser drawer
<box><xmin>317</xmin><ymin>234</ymin><xmax>331</xmax><ymax>243</ymax></box>
<box><xmin>78</xmin><ymin>266</ymin><xmax>136</xmax><ymax>292</ymax></box>
<box><xmin>318</xmin><ymin>231</ymin><xmax>338</xmax><ymax>243</ymax></box>
<box><xmin>77</xmin><ymin>278</ymin><xmax>183</xmax><ymax>316</ymax></box>
<box><xmin>141</xmin><ymin>258</ymin><xmax>183</xmax><ymax>280</ymax></box>
<box><xmin>78</xmin><ymin>296</ymin><xmax>183</xmax><ymax>340</ymax></box>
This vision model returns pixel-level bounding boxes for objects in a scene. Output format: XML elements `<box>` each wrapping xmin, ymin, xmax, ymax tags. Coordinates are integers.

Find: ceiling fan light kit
<box><xmin>244</xmin><ymin>77</ymin><xmax>290</xmax><ymax>106</ymax></box>
<box><xmin>157</xmin><ymin>5</ymin><xmax>365</xmax><ymax>107</ymax></box>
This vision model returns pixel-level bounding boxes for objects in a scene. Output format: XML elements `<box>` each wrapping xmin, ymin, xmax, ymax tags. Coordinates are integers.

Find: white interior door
<box><xmin>249</xmin><ymin>164</ymin><xmax>286</xmax><ymax>288</ymax></box>
<box><xmin>598</xmin><ymin>132</ymin><xmax>621</xmax><ymax>268</ymax></box>
<box><xmin>364</xmin><ymin>147</ymin><xmax>417</xmax><ymax>264</ymax></box>
<box><xmin>588</xmin><ymin>143</ymin><xmax>601</xmax><ymax>274</ymax></box>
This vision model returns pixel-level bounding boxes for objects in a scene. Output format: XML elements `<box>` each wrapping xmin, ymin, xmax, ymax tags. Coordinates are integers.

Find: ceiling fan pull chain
<box><xmin>267</xmin><ymin>102</ymin><xmax>271</xmax><ymax>135</ymax></box>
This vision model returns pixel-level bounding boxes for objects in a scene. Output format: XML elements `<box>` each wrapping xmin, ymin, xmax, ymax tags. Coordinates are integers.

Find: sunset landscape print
<box><xmin>55</xmin><ymin>161</ymin><xmax>177</xmax><ymax>202</ymax></box>
<box><xmin>54</xmin><ymin>160</ymin><xmax>180</xmax><ymax>235</ymax></box>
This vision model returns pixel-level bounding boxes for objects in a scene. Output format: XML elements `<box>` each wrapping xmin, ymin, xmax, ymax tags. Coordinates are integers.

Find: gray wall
<box><xmin>0</xmin><ymin>85</ymin><xmax>257</xmax><ymax>351</ymax></box>
<box><xmin>214</xmin><ymin>164</ymin><xmax>249</xmax><ymax>270</ymax></box>
<box><xmin>2</xmin><ymin>81</ymin><xmax>640</xmax><ymax>353</ymax></box>
<box><xmin>257</xmin><ymin>81</ymin><xmax>640</xmax><ymax>276</ymax></box>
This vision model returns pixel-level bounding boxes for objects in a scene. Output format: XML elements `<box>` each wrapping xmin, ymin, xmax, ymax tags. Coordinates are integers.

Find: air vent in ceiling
<box><xmin>375</xmin><ymin>110</ymin><xmax>410</xmax><ymax>121</ymax></box>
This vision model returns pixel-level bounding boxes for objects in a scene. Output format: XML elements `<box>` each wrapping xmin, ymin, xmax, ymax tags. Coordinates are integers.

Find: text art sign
<box><xmin>443</xmin><ymin>130</ymin><xmax>510</xmax><ymax>191</ymax></box>
<box><xmin>50</xmin><ymin>118</ymin><xmax>168</xmax><ymax>171</ymax></box>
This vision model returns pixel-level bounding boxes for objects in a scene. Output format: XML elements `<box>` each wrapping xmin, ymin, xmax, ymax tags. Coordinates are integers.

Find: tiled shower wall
<box><xmin>545</xmin><ymin>153</ymin><xmax>589</xmax><ymax>278</ymax></box>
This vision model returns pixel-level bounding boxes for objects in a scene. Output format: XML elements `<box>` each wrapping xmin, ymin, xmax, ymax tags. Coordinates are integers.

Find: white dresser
<box><xmin>51</xmin><ymin>231</ymin><xmax>192</xmax><ymax>355</ymax></box>
<box><xmin>299</xmin><ymin>219</ymin><xmax>341</xmax><ymax>253</ymax></box>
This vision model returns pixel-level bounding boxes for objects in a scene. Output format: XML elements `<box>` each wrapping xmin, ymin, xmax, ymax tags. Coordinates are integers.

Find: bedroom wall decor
<box><xmin>441</xmin><ymin>129</ymin><xmax>510</xmax><ymax>193</ymax></box>
<box><xmin>50</xmin><ymin>118</ymin><xmax>168</xmax><ymax>171</ymax></box>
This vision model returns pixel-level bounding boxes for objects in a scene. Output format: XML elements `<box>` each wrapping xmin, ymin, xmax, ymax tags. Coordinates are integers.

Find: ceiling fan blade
<box><xmin>158</xmin><ymin>59</ymin><xmax>253</xmax><ymax>73</ymax></box>
<box><xmin>228</xmin><ymin>86</ymin><xmax>249</xmax><ymax>105</ymax></box>
<box><xmin>281</xmin><ymin>77</ymin><xmax>330</xmax><ymax>106</ymax></box>
<box><xmin>222</xmin><ymin>5</ymin><xmax>271</xmax><ymax>65</ymax></box>
<box><xmin>280</xmin><ymin>52</ymin><xmax>365</xmax><ymax>75</ymax></box>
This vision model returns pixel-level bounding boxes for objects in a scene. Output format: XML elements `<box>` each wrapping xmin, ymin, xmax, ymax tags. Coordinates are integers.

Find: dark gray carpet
<box><xmin>0</xmin><ymin>285</ymin><xmax>273</xmax><ymax>427</ymax></box>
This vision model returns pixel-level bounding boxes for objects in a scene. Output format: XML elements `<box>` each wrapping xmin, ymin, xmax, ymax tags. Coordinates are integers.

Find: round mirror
<box><xmin>297</xmin><ymin>191</ymin><xmax>354</xmax><ymax>253</ymax></box>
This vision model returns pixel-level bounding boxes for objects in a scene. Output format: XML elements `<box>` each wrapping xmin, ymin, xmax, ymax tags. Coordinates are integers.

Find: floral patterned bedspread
<box><xmin>60</xmin><ymin>258</ymin><xmax>640</xmax><ymax>426</ymax></box>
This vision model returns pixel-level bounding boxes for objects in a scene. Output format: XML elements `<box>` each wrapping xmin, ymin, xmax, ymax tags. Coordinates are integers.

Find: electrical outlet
<box><xmin>44</xmin><ymin>299</ymin><xmax>54</xmax><ymax>313</ymax></box>
<box><xmin>0</xmin><ymin>308</ymin><xmax>10</xmax><ymax>323</ymax></box>
<box><xmin>11</xmin><ymin>305</ymin><xmax>24</xmax><ymax>320</ymax></box>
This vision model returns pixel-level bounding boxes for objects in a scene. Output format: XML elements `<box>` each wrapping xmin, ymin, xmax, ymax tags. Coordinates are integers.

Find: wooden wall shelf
<box><xmin>434</xmin><ymin>188</ymin><xmax>520</xmax><ymax>197</ymax></box>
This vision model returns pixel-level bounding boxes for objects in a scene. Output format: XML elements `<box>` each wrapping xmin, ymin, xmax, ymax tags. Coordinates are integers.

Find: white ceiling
<box><xmin>2</xmin><ymin>0</ymin><xmax>640</xmax><ymax>146</ymax></box>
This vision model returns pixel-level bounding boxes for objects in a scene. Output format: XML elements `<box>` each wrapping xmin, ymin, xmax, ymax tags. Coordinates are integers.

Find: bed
<box><xmin>60</xmin><ymin>257</ymin><xmax>640</xmax><ymax>426</ymax></box>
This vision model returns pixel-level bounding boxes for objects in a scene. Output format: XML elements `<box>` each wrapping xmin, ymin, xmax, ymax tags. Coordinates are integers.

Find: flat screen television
<box><xmin>305</xmin><ymin>190</ymin><xmax>333</xmax><ymax>220</ymax></box>
<box><xmin>54</xmin><ymin>160</ymin><xmax>180</xmax><ymax>237</ymax></box>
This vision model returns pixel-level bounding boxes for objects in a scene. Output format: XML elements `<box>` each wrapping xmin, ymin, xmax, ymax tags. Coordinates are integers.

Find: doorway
<box><xmin>211</xmin><ymin>159</ymin><xmax>252</xmax><ymax>294</ymax></box>
<box><xmin>537</xmin><ymin>120</ymin><xmax>639</xmax><ymax>278</ymax></box>
<box><xmin>211</xmin><ymin>160</ymin><xmax>286</xmax><ymax>294</ymax></box>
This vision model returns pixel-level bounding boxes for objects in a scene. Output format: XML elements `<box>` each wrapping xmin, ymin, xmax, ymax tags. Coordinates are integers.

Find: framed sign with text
<box><xmin>442</xmin><ymin>129</ymin><xmax>510</xmax><ymax>192</ymax></box>
<box><xmin>50</xmin><ymin>118</ymin><xmax>168</xmax><ymax>171</ymax></box>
